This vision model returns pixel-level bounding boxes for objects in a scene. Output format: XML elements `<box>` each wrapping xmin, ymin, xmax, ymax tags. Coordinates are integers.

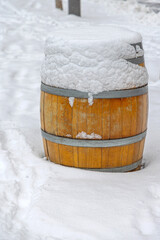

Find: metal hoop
<box><xmin>41</xmin><ymin>83</ymin><xmax>148</xmax><ymax>99</ymax></box>
<box><xmin>41</xmin><ymin>130</ymin><xmax>147</xmax><ymax>148</ymax></box>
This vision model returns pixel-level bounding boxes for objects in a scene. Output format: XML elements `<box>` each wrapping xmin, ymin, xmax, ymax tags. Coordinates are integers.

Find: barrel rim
<box><xmin>41</xmin><ymin>129</ymin><xmax>147</xmax><ymax>148</ymax></box>
<box><xmin>41</xmin><ymin>83</ymin><xmax>148</xmax><ymax>99</ymax></box>
<box><xmin>127</xmin><ymin>55</ymin><xmax>144</xmax><ymax>65</ymax></box>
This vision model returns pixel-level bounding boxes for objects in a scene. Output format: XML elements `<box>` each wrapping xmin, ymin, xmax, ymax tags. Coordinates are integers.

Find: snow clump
<box><xmin>41</xmin><ymin>25</ymin><xmax>148</xmax><ymax>94</ymax></box>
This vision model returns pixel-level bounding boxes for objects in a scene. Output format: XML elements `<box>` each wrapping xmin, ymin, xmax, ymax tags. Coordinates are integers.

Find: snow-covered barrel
<box><xmin>40</xmin><ymin>26</ymin><xmax>148</xmax><ymax>172</ymax></box>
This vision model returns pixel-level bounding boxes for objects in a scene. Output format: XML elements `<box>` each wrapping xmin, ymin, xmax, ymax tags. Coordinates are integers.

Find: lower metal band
<box><xmin>83</xmin><ymin>159</ymin><xmax>142</xmax><ymax>172</ymax></box>
<box><xmin>41</xmin><ymin>83</ymin><xmax>148</xmax><ymax>99</ymax></box>
<box><xmin>41</xmin><ymin>130</ymin><xmax>147</xmax><ymax>148</ymax></box>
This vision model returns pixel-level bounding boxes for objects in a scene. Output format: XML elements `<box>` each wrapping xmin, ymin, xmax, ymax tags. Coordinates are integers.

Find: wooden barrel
<box><xmin>40</xmin><ymin>43</ymin><xmax>148</xmax><ymax>172</ymax></box>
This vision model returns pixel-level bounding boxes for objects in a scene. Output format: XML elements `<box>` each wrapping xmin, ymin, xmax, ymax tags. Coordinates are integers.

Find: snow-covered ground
<box><xmin>138</xmin><ymin>0</ymin><xmax>160</xmax><ymax>13</ymax></box>
<box><xmin>0</xmin><ymin>0</ymin><xmax>160</xmax><ymax>239</ymax></box>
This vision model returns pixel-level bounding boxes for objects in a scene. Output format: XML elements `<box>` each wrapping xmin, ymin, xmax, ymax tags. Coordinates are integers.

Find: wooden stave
<box><xmin>41</xmin><ymin>91</ymin><xmax>148</xmax><ymax>140</ymax></box>
<box><xmin>42</xmin><ymin>138</ymin><xmax>145</xmax><ymax>171</ymax></box>
<box><xmin>40</xmin><ymin>90</ymin><xmax>148</xmax><ymax>171</ymax></box>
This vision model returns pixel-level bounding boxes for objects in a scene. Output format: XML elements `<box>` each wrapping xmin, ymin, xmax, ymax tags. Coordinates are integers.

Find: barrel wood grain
<box><xmin>43</xmin><ymin>139</ymin><xmax>145</xmax><ymax>170</ymax></box>
<box><xmin>40</xmin><ymin>91</ymin><xmax>49</xmax><ymax>159</ymax></box>
<box><xmin>122</xmin><ymin>97</ymin><xmax>132</xmax><ymax>138</ymax></box>
<box><xmin>41</xmin><ymin>89</ymin><xmax>148</xmax><ymax>171</ymax></box>
<box><xmin>87</xmin><ymin>99</ymin><xmax>102</xmax><ymax>168</ymax></box>
<box><xmin>76</xmin><ymin>99</ymin><xmax>88</xmax><ymax>168</ymax></box>
<box><xmin>142</xmin><ymin>94</ymin><xmax>148</xmax><ymax>132</ymax></box>
<box><xmin>72</xmin><ymin>98</ymin><xmax>79</xmax><ymax>167</ymax></box>
<box><xmin>110</xmin><ymin>99</ymin><xmax>122</xmax><ymax>139</ymax></box>
<box><xmin>41</xmin><ymin>92</ymin><xmax>148</xmax><ymax>139</ymax></box>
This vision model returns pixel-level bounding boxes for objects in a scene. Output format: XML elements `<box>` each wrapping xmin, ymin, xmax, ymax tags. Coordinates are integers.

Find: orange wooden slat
<box><xmin>138</xmin><ymin>139</ymin><xmax>145</xmax><ymax>160</ymax></box>
<box><xmin>40</xmin><ymin>92</ymin><xmax>49</xmax><ymax>159</ymax></box>
<box><xmin>108</xmin><ymin>146</ymin><xmax>122</xmax><ymax>168</ymax></box>
<box><xmin>136</xmin><ymin>95</ymin><xmax>144</xmax><ymax>134</ymax></box>
<box><xmin>130</xmin><ymin>96</ymin><xmax>137</xmax><ymax>136</ymax></box>
<box><xmin>120</xmin><ymin>145</ymin><xmax>129</xmax><ymax>167</ymax></box>
<box><xmin>72</xmin><ymin>98</ymin><xmax>79</xmax><ymax>167</ymax></box>
<box><xmin>127</xmin><ymin>143</ymin><xmax>135</xmax><ymax>166</ymax></box>
<box><xmin>122</xmin><ymin>97</ymin><xmax>132</xmax><ymax>138</ymax></box>
<box><xmin>59</xmin><ymin>144</ymin><xmax>74</xmax><ymax>166</ymax></box>
<box><xmin>110</xmin><ymin>99</ymin><xmax>122</xmax><ymax>139</ymax></box>
<box><xmin>77</xmin><ymin>99</ymin><xmax>88</xmax><ymax>168</ymax></box>
<box><xmin>57</xmin><ymin>95</ymin><xmax>72</xmax><ymax>137</ymax></box>
<box><xmin>40</xmin><ymin>91</ymin><xmax>44</xmax><ymax>130</ymax></box>
<box><xmin>86</xmin><ymin>99</ymin><xmax>102</xmax><ymax>168</ymax></box>
<box><xmin>43</xmin><ymin>93</ymin><xmax>58</xmax><ymax>135</ymax></box>
<box><xmin>132</xmin><ymin>142</ymin><xmax>140</xmax><ymax>164</ymax></box>
<box><xmin>47</xmin><ymin>141</ymin><xmax>60</xmax><ymax>164</ymax></box>
<box><xmin>102</xmin><ymin>99</ymin><xmax>110</xmax><ymax>139</ymax></box>
<box><xmin>101</xmin><ymin>148</ymin><xmax>109</xmax><ymax>168</ymax></box>
<box><xmin>142</xmin><ymin>94</ymin><xmax>148</xmax><ymax>132</ymax></box>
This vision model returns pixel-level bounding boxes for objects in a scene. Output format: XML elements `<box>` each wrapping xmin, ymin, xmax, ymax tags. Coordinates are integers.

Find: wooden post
<box><xmin>68</xmin><ymin>0</ymin><xmax>81</xmax><ymax>16</ymax></box>
<box><xmin>56</xmin><ymin>0</ymin><xmax>63</xmax><ymax>10</ymax></box>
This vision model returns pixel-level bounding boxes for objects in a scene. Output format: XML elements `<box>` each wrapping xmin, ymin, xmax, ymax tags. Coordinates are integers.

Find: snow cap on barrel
<box><xmin>41</xmin><ymin>25</ymin><xmax>148</xmax><ymax>94</ymax></box>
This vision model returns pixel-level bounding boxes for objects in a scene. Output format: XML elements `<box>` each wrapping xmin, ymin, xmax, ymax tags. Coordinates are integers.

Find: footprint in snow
<box><xmin>134</xmin><ymin>207</ymin><xmax>157</xmax><ymax>236</ymax></box>
<box><xmin>148</xmin><ymin>183</ymin><xmax>160</xmax><ymax>219</ymax></box>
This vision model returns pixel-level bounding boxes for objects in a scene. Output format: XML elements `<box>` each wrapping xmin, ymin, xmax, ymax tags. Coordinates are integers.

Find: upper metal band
<box><xmin>41</xmin><ymin>83</ymin><xmax>148</xmax><ymax>99</ymax></box>
<box><xmin>41</xmin><ymin>130</ymin><xmax>147</xmax><ymax>148</ymax></box>
<box><xmin>127</xmin><ymin>56</ymin><xmax>144</xmax><ymax>65</ymax></box>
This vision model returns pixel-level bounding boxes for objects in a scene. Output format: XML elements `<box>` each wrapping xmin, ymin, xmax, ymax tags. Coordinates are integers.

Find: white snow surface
<box><xmin>0</xmin><ymin>0</ymin><xmax>160</xmax><ymax>239</ymax></box>
<box><xmin>42</xmin><ymin>26</ymin><xmax>148</xmax><ymax>93</ymax></box>
<box><xmin>46</xmin><ymin>25</ymin><xmax>142</xmax><ymax>43</ymax></box>
<box><xmin>76</xmin><ymin>131</ymin><xmax>102</xmax><ymax>139</ymax></box>
<box><xmin>88</xmin><ymin>92</ymin><xmax>94</xmax><ymax>105</ymax></box>
<box><xmin>69</xmin><ymin>97</ymin><xmax>74</xmax><ymax>107</ymax></box>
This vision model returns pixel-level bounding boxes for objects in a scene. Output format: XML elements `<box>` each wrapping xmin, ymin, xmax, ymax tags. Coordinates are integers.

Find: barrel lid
<box><xmin>47</xmin><ymin>25</ymin><xmax>142</xmax><ymax>45</ymax></box>
<box><xmin>41</xmin><ymin>25</ymin><xmax>148</xmax><ymax>93</ymax></box>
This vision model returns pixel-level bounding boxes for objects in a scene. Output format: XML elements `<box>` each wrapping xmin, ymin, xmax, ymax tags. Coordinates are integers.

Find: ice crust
<box><xmin>41</xmin><ymin>26</ymin><xmax>148</xmax><ymax>94</ymax></box>
<box><xmin>69</xmin><ymin>97</ymin><xmax>74</xmax><ymax>107</ymax></box>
